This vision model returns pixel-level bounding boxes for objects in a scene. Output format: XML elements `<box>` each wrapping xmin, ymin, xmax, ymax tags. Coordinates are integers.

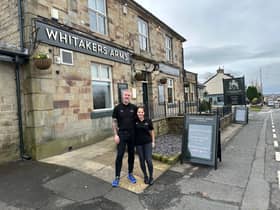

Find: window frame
<box><xmin>165</xmin><ymin>35</ymin><xmax>172</xmax><ymax>61</ymax></box>
<box><xmin>91</xmin><ymin>63</ymin><xmax>113</xmax><ymax>112</ymax></box>
<box><xmin>88</xmin><ymin>0</ymin><xmax>108</xmax><ymax>35</ymax></box>
<box><xmin>167</xmin><ymin>78</ymin><xmax>174</xmax><ymax>104</ymax></box>
<box><xmin>137</xmin><ymin>17</ymin><xmax>149</xmax><ymax>51</ymax></box>
<box><xmin>158</xmin><ymin>84</ymin><xmax>165</xmax><ymax>105</ymax></box>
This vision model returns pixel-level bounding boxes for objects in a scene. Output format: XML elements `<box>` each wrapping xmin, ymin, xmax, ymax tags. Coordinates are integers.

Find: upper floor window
<box><xmin>165</xmin><ymin>35</ymin><xmax>172</xmax><ymax>61</ymax></box>
<box><xmin>138</xmin><ymin>18</ymin><xmax>149</xmax><ymax>51</ymax></box>
<box><xmin>88</xmin><ymin>0</ymin><xmax>107</xmax><ymax>35</ymax></box>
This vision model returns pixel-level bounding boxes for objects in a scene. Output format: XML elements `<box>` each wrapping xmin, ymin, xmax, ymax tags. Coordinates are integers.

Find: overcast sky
<box><xmin>135</xmin><ymin>0</ymin><xmax>280</xmax><ymax>94</ymax></box>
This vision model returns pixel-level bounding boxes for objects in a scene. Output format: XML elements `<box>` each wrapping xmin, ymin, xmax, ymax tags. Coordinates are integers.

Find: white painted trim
<box><xmin>275</xmin><ymin>152</ymin><xmax>280</xmax><ymax>161</ymax></box>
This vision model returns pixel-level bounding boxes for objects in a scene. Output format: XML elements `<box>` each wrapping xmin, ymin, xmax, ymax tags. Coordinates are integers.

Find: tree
<box><xmin>246</xmin><ymin>86</ymin><xmax>259</xmax><ymax>102</ymax></box>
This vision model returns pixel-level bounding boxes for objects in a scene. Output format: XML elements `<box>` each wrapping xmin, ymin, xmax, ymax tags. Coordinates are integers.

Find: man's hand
<box><xmin>114</xmin><ymin>134</ymin><xmax>120</xmax><ymax>144</ymax></box>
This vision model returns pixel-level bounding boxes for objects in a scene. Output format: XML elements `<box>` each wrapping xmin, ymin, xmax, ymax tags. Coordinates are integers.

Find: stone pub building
<box><xmin>0</xmin><ymin>0</ymin><xmax>186</xmax><ymax>163</ymax></box>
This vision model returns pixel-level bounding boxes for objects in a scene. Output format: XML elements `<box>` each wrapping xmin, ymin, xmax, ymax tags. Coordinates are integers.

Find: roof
<box><xmin>203</xmin><ymin>71</ymin><xmax>233</xmax><ymax>85</ymax></box>
<box><xmin>129</xmin><ymin>0</ymin><xmax>186</xmax><ymax>42</ymax></box>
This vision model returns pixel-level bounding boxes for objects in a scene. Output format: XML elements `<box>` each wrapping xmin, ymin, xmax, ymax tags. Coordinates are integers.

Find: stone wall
<box><xmin>153</xmin><ymin>113</ymin><xmax>233</xmax><ymax>137</ymax></box>
<box><xmin>0</xmin><ymin>0</ymin><xmax>19</xmax><ymax>46</ymax></box>
<box><xmin>0</xmin><ymin>62</ymin><xmax>20</xmax><ymax>163</ymax></box>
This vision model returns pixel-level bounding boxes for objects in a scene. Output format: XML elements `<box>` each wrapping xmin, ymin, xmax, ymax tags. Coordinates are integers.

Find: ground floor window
<box><xmin>167</xmin><ymin>78</ymin><xmax>174</xmax><ymax>103</ymax></box>
<box><xmin>91</xmin><ymin>63</ymin><xmax>113</xmax><ymax>110</ymax></box>
<box><xmin>158</xmin><ymin>85</ymin><xmax>165</xmax><ymax>104</ymax></box>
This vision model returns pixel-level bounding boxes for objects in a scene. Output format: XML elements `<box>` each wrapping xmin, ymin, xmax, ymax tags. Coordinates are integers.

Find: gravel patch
<box><xmin>153</xmin><ymin>134</ymin><xmax>182</xmax><ymax>157</ymax></box>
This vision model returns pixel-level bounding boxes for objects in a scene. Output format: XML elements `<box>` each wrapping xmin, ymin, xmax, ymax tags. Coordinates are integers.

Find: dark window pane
<box><xmin>93</xmin><ymin>81</ymin><xmax>111</xmax><ymax>109</ymax></box>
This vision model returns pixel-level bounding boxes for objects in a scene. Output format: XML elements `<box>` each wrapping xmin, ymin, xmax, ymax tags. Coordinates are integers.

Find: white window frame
<box><xmin>88</xmin><ymin>0</ymin><xmax>107</xmax><ymax>35</ymax></box>
<box><xmin>167</xmin><ymin>78</ymin><xmax>174</xmax><ymax>104</ymax></box>
<box><xmin>165</xmin><ymin>35</ymin><xmax>172</xmax><ymax>61</ymax></box>
<box><xmin>60</xmin><ymin>49</ymin><xmax>74</xmax><ymax>65</ymax></box>
<box><xmin>138</xmin><ymin>18</ymin><xmax>149</xmax><ymax>51</ymax></box>
<box><xmin>158</xmin><ymin>85</ymin><xmax>165</xmax><ymax>104</ymax></box>
<box><xmin>91</xmin><ymin>63</ymin><xmax>113</xmax><ymax>111</ymax></box>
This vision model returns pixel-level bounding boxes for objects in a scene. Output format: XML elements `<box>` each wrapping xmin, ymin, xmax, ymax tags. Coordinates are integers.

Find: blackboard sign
<box><xmin>223</xmin><ymin>77</ymin><xmax>246</xmax><ymax>105</ymax></box>
<box><xmin>181</xmin><ymin>114</ymin><xmax>220</xmax><ymax>169</ymax></box>
<box><xmin>234</xmin><ymin>106</ymin><xmax>248</xmax><ymax>124</ymax></box>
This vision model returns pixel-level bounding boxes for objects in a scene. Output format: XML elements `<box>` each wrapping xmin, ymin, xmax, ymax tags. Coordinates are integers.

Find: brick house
<box><xmin>0</xmin><ymin>0</ymin><xmax>186</xmax><ymax>162</ymax></box>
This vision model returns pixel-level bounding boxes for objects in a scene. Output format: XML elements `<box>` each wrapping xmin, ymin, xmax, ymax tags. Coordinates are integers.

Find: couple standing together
<box><xmin>112</xmin><ymin>89</ymin><xmax>155</xmax><ymax>187</ymax></box>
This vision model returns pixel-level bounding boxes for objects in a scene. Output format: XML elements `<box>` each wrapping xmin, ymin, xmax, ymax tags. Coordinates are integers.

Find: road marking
<box><xmin>274</xmin><ymin>141</ymin><xmax>279</xmax><ymax>148</ymax></box>
<box><xmin>276</xmin><ymin>152</ymin><xmax>280</xmax><ymax>161</ymax></box>
<box><xmin>273</xmin><ymin>129</ymin><xmax>276</xmax><ymax>133</ymax></box>
<box><xmin>272</xmin><ymin>125</ymin><xmax>275</xmax><ymax>129</ymax></box>
<box><xmin>273</xmin><ymin>133</ymin><xmax>277</xmax><ymax>139</ymax></box>
<box><xmin>278</xmin><ymin>171</ymin><xmax>280</xmax><ymax>189</ymax></box>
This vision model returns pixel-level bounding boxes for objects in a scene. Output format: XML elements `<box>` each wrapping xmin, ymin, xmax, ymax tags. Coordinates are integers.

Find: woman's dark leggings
<box><xmin>136</xmin><ymin>143</ymin><xmax>153</xmax><ymax>178</ymax></box>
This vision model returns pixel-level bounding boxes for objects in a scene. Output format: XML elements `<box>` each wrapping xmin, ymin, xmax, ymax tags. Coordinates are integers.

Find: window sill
<box><xmin>91</xmin><ymin>110</ymin><xmax>113</xmax><ymax>119</ymax></box>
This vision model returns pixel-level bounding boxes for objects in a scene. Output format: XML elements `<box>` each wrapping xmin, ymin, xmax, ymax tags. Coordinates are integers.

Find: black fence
<box><xmin>144</xmin><ymin>101</ymin><xmax>198</xmax><ymax>119</ymax></box>
<box><xmin>143</xmin><ymin>101</ymin><xmax>232</xmax><ymax>119</ymax></box>
<box><xmin>211</xmin><ymin>106</ymin><xmax>232</xmax><ymax>117</ymax></box>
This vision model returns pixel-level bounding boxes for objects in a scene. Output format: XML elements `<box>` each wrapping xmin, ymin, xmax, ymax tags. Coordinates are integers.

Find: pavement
<box><xmin>0</xmin><ymin>123</ymin><xmax>242</xmax><ymax>210</ymax></box>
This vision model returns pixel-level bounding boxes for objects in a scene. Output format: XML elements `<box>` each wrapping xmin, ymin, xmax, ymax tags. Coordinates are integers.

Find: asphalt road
<box><xmin>141</xmin><ymin>107</ymin><xmax>280</xmax><ymax>210</ymax></box>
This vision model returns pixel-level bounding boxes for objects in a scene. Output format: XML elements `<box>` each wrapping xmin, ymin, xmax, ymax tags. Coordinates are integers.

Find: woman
<box><xmin>135</xmin><ymin>106</ymin><xmax>155</xmax><ymax>185</ymax></box>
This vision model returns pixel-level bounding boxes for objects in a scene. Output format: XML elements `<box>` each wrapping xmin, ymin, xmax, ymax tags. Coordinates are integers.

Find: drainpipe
<box><xmin>16</xmin><ymin>0</ymin><xmax>31</xmax><ymax>160</ymax></box>
<box><xmin>181</xmin><ymin>47</ymin><xmax>187</xmax><ymax>113</ymax></box>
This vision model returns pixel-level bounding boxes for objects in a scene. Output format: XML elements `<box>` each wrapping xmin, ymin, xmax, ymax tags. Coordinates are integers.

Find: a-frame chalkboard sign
<box><xmin>181</xmin><ymin>113</ymin><xmax>221</xmax><ymax>169</ymax></box>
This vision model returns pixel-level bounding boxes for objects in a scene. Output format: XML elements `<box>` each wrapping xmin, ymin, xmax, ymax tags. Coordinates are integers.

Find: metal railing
<box><xmin>143</xmin><ymin>101</ymin><xmax>232</xmax><ymax>119</ymax></box>
<box><xmin>211</xmin><ymin>106</ymin><xmax>232</xmax><ymax>117</ymax></box>
<box><xmin>144</xmin><ymin>101</ymin><xmax>199</xmax><ymax>119</ymax></box>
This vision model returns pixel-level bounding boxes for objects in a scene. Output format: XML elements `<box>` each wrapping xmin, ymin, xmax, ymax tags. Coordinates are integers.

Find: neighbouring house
<box><xmin>203</xmin><ymin>67</ymin><xmax>233</xmax><ymax>106</ymax></box>
<box><xmin>0</xmin><ymin>0</ymin><xmax>186</xmax><ymax>163</ymax></box>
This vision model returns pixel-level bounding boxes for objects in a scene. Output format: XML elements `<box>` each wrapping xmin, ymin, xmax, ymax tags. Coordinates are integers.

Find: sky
<box><xmin>134</xmin><ymin>0</ymin><xmax>280</xmax><ymax>94</ymax></box>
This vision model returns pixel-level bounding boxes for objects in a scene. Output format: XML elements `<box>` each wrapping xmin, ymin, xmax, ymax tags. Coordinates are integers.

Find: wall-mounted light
<box><xmin>153</xmin><ymin>63</ymin><xmax>160</xmax><ymax>75</ymax></box>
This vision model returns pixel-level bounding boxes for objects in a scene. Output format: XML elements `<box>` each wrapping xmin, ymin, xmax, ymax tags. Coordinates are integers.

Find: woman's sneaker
<box><xmin>149</xmin><ymin>177</ymin><xmax>154</xmax><ymax>185</ymax></box>
<box><xmin>144</xmin><ymin>176</ymin><xmax>149</xmax><ymax>184</ymax></box>
<box><xmin>112</xmin><ymin>177</ymin><xmax>120</xmax><ymax>187</ymax></box>
<box><xmin>127</xmin><ymin>173</ymin><xmax>137</xmax><ymax>184</ymax></box>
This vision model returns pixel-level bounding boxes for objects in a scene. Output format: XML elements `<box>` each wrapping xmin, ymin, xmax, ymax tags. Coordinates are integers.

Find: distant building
<box><xmin>184</xmin><ymin>70</ymin><xmax>198</xmax><ymax>103</ymax></box>
<box><xmin>197</xmin><ymin>83</ymin><xmax>206</xmax><ymax>101</ymax></box>
<box><xmin>203</xmin><ymin>67</ymin><xmax>233</xmax><ymax>106</ymax></box>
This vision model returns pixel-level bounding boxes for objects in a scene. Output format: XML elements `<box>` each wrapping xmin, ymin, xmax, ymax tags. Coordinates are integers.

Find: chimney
<box><xmin>217</xmin><ymin>67</ymin><xmax>224</xmax><ymax>74</ymax></box>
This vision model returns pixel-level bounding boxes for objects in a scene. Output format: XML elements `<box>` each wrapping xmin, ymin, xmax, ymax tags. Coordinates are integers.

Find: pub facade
<box><xmin>0</xmin><ymin>0</ymin><xmax>186</xmax><ymax>162</ymax></box>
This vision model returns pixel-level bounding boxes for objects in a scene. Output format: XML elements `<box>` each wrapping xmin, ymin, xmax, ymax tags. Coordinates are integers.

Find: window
<box><xmin>88</xmin><ymin>0</ymin><xmax>107</xmax><ymax>35</ymax></box>
<box><xmin>167</xmin><ymin>78</ymin><xmax>174</xmax><ymax>103</ymax></box>
<box><xmin>165</xmin><ymin>35</ymin><xmax>172</xmax><ymax>61</ymax></box>
<box><xmin>217</xmin><ymin>96</ymin><xmax>224</xmax><ymax>102</ymax></box>
<box><xmin>158</xmin><ymin>85</ymin><xmax>165</xmax><ymax>104</ymax></box>
<box><xmin>60</xmin><ymin>49</ymin><xmax>73</xmax><ymax>65</ymax></box>
<box><xmin>138</xmin><ymin>18</ymin><xmax>148</xmax><ymax>51</ymax></box>
<box><xmin>91</xmin><ymin>63</ymin><xmax>113</xmax><ymax>110</ymax></box>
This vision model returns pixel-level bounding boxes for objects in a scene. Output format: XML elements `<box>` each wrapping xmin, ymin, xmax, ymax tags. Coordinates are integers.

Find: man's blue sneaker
<box><xmin>112</xmin><ymin>177</ymin><xmax>120</xmax><ymax>187</ymax></box>
<box><xmin>127</xmin><ymin>173</ymin><xmax>137</xmax><ymax>184</ymax></box>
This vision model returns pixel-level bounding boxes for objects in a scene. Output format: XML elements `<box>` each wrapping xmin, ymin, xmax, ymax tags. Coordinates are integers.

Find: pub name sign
<box><xmin>35</xmin><ymin>21</ymin><xmax>131</xmax><ymax>64</ymax></box>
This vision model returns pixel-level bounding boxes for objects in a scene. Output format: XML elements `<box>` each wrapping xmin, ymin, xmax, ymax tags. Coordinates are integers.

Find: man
<box><xmin>112</xmin><ymin>89</ymin><xmax>137</xmax><ymax>187</ymax></box>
